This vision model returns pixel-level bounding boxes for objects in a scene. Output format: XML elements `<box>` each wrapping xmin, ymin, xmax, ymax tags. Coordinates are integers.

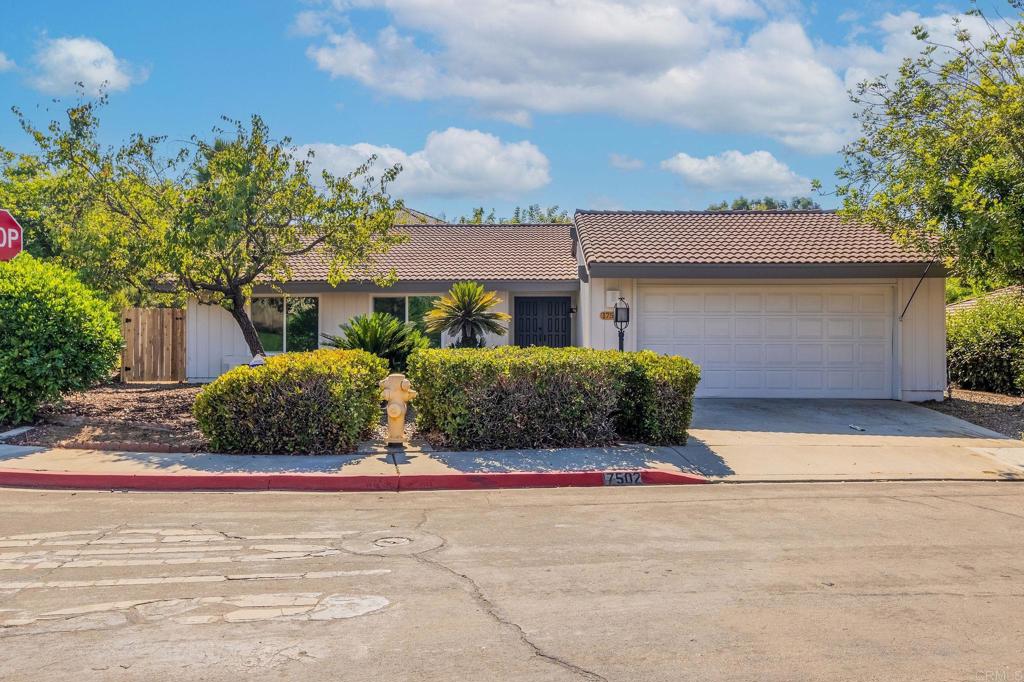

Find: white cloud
<box><xmin>300</xmin><ymin>127</ymin><xmax>550</xmax><ymax>198</ymax></box>
<box><xmin>0</xmin><ymin>52</ymin><xmax>14</xmax><ymax>72</ymax></box>
<box><xmin>300</xmin><ymin>2</ymin><xmax>991</xmax><ymax>154</ymax></box>
<box><xmin>660</xmin><ymin>149</ymin><xmax>810</xmax><ymax>196</ymax></box>
<box><xmin>29</xmin><ymin>37</ymin><xmax>147</xmax><ymax>95</ymax></box>
<box><xmin>609</xmin><ymin>153</ymin><xmax>644</xmax><ymax>171</ymax></box>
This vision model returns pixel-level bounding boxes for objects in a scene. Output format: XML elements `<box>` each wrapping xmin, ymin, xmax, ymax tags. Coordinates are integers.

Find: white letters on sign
<box><xmin>0</xmin><ymin>228</ymin><xmax>18</xmax><ymax>248</ymax></box>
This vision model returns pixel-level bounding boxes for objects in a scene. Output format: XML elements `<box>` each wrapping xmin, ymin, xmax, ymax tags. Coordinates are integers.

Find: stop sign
<box><xmin>0</xmin><ymin>210</ymin><xmax>23</xmax><ymax>261</ymax></box>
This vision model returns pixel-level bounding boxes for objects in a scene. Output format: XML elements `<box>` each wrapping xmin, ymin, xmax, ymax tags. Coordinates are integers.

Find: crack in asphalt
<box><xmin>412</xmin><ymin>531</ymin><xmax>606</xmax><ymax>682</ymax></box>
<box><xmin>934</xmin><ymin>495</ymin><xmax>1024</xmax><ymax>521</ymax></box>
<box><xmin>0</xmin><ymin>523</ymin><xmax>126</xmax><ymax>609</ymax></box>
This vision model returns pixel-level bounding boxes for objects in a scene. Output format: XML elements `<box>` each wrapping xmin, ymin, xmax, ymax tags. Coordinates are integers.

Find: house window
<box><xmin>251</xmin><ymin>296</ymin><xmax>319</xmax><ymax>353</ymax></box>
<box><xmin>373</xmin><ymin>295</ymin><xmax>442</xmax><ymax>346</ymax></box>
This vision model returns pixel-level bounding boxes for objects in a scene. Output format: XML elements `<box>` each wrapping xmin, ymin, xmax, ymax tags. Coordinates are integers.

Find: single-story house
<box><xmin>186</xmin><ymin>209</ymin><xmax>947</xmax><ymax>402</ymax></box>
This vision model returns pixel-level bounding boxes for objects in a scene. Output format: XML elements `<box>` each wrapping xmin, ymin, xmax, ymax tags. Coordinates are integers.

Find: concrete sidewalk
<box><xmin>0</xmin><ymin>441</ymin><xmax>707</xmax><ymax>491</ymax></box>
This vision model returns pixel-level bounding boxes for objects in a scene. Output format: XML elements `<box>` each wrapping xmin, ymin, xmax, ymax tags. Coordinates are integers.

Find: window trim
<box><xmin>250</xmin><ymin>295</ymin><xmax>321</xmax><ymax>354</ymax></box>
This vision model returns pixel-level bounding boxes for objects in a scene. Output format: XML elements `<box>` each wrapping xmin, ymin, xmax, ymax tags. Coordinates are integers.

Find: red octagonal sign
<box><xmin>0</xmin><ymin>210</ymin><xmax>23</xmax><ymax>261</ymax></box>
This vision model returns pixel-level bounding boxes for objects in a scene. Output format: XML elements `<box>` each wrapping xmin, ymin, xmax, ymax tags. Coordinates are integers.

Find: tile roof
<box><xmin>286</xmin><ymin>223</ymin><xmax>577</xmax><ymax>283</ymax></box>
<box><xmin>574</xmin><ymin>210</ymin><xmax>932</xmax><ymax>266</ymax></box>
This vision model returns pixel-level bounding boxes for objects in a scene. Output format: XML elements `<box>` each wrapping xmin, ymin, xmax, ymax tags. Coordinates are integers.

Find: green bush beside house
<box><xmin>407</xmin><ymin>347</ymin><xmax>700</xmax><ymax>450</ymax></box>
<box><xmin>193</xmin><ymin>349</ymin><xmax>387</xmax><ymax>454</ymax></box>
<box><xmin>947</xmin><ymin>298</ymin><xmax>1024</xmax><ymax>395</ymax></box>
<box><xmin>0</xmin><ymin>254</ymin><xmax>122</xmax><ymax>425</ymax></box>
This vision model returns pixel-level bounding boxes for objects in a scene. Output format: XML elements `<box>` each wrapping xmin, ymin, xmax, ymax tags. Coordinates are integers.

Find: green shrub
<box><xmin>193</xmin><ymin>349</ymin><xmax>388</xmax><ymax>454</ymax></box>
<box><xmin>322</xmin><ymin>312</ymin><xmax>430</xmax><ymax>372</ymax></box>
<box><xmin>406</xmin><ymin>347</ymin><xmax>700</xmax><ymax>449</ymax></box>
<box><xmin>0</xmin><ymin>254</ymin><xmax>122</xmax><ymax>424</ymax></box>
<box><xmin>947</xmin><ymin>297</ymin><xmax>1024</xmax><ymax>395</ymax></box>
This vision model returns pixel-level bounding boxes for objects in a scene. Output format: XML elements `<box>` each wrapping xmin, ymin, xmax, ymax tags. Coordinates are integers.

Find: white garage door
<box><xmin>638</xmin><ymin>285</ymin><xmax>894</xmax><ymax>398</ymax></box>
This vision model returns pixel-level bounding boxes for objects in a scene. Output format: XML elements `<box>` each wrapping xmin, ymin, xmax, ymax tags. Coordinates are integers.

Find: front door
<box><xmin>514</xmin><ymin>297</ymin><xmax>572</xmax><ymax>347</ymax></box>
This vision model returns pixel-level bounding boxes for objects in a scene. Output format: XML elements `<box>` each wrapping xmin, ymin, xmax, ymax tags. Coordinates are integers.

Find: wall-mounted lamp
<box><xmin>613</xmin><ymin>297</ymin><xmax>630</xmax><ymax>351</ymax></box>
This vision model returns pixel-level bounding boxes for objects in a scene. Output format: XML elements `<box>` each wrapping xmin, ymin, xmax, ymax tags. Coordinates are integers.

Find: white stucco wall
<box><xmin>896</xmin><ymin>276</ymin><xmax>947</xmax><ymax>401</ymax></box>
<box><xmin>185</xmin><ymin>289</ymin><xmax>517</xmax><ymax>381</ymax></box>
<box><xmin>185</xmin><ymin>300</ymin><xmax>251</xmax><ymax>382</ymax></box>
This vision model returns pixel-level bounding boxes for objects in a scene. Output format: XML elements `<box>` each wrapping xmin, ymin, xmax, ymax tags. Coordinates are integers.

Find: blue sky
<box><xmin>0</xmin><ymin>1</ymin><xmax>996</xmax><ymax>219</ymax></box>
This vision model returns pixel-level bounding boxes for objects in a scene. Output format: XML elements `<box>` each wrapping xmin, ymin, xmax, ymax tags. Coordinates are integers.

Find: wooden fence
<box><xmin>120</xmin><ymin>307</ymin><xmax>186</xmax><ymax>382</ymax></box>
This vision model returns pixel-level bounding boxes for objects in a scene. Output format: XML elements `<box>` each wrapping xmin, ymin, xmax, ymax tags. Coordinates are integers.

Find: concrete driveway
<box><xmin>683</xmin><ymin>398</ymin><xmax>1024</xmax><ymax>481</ymax></box>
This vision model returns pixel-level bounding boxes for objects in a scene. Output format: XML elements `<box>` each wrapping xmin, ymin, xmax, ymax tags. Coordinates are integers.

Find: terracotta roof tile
<box><xmin>575</xmin><ymin>210</ymin><xmax>931</xmax><ymax>266</ymax></box>
<box><xmin>286</xmin><ymin>223</ymin><xmax>577</xmax><ymax>282</ymax></box>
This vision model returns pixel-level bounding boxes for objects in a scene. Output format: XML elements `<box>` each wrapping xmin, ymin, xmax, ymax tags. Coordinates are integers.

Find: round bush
<box><xmin>407</xmin><ymin>346</ymin><xmax>701</xmax><ymax>449</ymax></box>
<box><xmin>193</xmin><ymin>349</ymin><xmax>388</xmax><ymax>454</ymax></box>
<box><xmin>0</xmin><ymin>254</ymin><xmax>122</xmax><ymax>424</ymax></box>
<box><xmin>947</xmin><ymin>297</ymin><xmax>1024</xmax><ymax>395</ymax></box>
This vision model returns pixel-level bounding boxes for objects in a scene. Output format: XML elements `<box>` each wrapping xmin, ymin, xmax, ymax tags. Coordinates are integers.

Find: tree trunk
<box><xmin>226</xmin><ymin>294</ymin><xmax>264</xmax><ymax>357</ymax></box>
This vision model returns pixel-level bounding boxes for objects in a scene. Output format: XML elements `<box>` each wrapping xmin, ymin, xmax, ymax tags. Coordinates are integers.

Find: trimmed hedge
<box><xmin>947</xmin><ymin>297</ymin><xmax>1024</xmax><ymax>395</ymax></box>
<box><xmin>0</xmin><ymin>254</ymin><xmax>122</xmax><ymax>425</ymax></box>
<box><xmin>193</xmin><ymin>349</ymin><xmax>388</xmax><ymax>454</ymax></box>
<box><xmin>406</xmin><ymin>347</ymin><xmax>700</xmax><ymax>449</ymax></box>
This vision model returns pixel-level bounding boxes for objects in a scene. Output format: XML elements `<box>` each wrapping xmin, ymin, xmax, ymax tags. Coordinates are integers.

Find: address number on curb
<box><xmin>603</xmin><ymin>472</ymin><xmax>643</xmax><ymax>486</ymax></box>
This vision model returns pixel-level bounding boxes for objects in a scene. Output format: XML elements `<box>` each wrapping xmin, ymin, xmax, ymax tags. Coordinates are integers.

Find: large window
<box><xmin>373</xmin><ymin>295</ymin><xmax>441</xmax><ymax>346</ymax></box>
<box><xmin>251</xmin><ymin>297</ymin><xmax>319</xmax><ymax>353</ymax></box>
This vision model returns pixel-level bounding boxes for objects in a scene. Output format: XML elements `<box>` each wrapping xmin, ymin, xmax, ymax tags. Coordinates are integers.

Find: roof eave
<box><xmin>586</xmin><ymin>262</ymin><xmax>946</xmax><ymax>279</ymax></box>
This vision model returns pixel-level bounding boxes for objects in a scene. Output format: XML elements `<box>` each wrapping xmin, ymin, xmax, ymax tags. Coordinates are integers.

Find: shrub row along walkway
<box><xmin>0</xmin><ymin>441</ymin><xmax>707</xmax><ymax>491</ymax></box>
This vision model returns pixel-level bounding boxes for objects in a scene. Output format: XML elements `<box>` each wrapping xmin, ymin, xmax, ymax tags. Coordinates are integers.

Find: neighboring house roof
<box><xmin>395</xmin><ymin>207</ymin><xmax>443</xmax><ymax>224</ymax></box>
<box><xmin>286</xmin><ymin>223</ymin><xmax>578</xmax><ymax>283</ymax></box>
<box><xmin>574</xmin><ymin>210</ymin><xmax>934</xmax><ymax>273</ymax></box>
<box><xmin>946</xmin><ymin>285</ymin><xmax>1024</xmax><ymax>312</ymax></box>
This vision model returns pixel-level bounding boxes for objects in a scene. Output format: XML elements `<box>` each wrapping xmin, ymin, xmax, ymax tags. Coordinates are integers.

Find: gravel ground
<box><xmin>8</xmin><ymin>383</ymin><xmax>408</xmax><ymax>453</ymax></box>
<box><xmin>922</xmin><ymin>388</ymin><xmax>1024</xmax><ymax>440</ymax></box>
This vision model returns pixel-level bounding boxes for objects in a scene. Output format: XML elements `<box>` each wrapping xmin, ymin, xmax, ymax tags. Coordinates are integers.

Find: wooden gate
<box><xmin>121</xmin><ymin>308</ymin><xmax>186</xmax><ymax>382</ymax></box>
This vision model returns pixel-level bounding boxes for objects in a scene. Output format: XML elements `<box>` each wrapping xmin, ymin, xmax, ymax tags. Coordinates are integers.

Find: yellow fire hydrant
<box><xmin>379</xmin><ymin>373</ymin><xmax>417</xmax><ymax>446</ymax></box>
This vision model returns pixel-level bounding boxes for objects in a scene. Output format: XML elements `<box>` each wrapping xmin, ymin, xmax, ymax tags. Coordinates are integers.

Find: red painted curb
<box><xmin>0</xmin><ymin>468</ymin><xmax>707</xmax><ymax>493</ymax></box>
<box><xmin>398</xmin><ymin>470</ymin><xmax>707</xmax><ymax>490</ymax></box>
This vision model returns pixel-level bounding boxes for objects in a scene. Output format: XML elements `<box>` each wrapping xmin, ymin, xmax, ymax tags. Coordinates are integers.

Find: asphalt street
<box><xmin>0</xmin><ymin>482</ymin><xmax>1021</xmax><ymax>681</ymax></box>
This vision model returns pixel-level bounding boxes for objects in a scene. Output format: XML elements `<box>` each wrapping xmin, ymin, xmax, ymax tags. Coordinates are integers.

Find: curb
<box><xmin>0</xmin><ymin>468</ymin><xmax>708</xmax><ymax>493</ymax></box>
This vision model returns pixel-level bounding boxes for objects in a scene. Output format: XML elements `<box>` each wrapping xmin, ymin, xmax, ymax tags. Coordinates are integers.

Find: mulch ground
<box><xmin>7</xmin><ymin>383</ymin><xmax>407</xmax><ymax>453</ymax></box>
<box><xmin>922</xmin><ymin>388</ymin><xmax>1024</xmax><ymax>440</ymax></box>
<box><xmin>9</xmin><ymin>384</ymin><xmax>207</xmax><ymax>452</ymax></box>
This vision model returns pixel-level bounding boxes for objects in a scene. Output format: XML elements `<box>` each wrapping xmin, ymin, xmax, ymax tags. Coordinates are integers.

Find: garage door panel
<box><xmin>765</xmin><ymin>318</ymin><xmax>793</xmax><ymax>338</ymax></box>
<box><xmin>765</xmin><ymin>294</ymin><xmax>793</xmax><ymax>312</ymax></box>
<box><xmin>734</xmin><ymin>344</ymin><xmax>762</xmax><ymax>364</ymax></box>
<box><xmin>638</xmin><ymin>285</ymin><xmax>893</xmax><ymax>398</ymax></box>
<box><xmin>795</xmin><ymin>319</ymin><xmax>823</xmax><ymax>338</ymax></box>
<box><xmin>827</xmin><ymin>344</ymin><xmax>856</xmax><ymax>364</ymax></box>
<box><xmin>705</xmin><ymin>294</ymin><xmax>732</xmax><ymax>312</ymax></box>
<box><xmin>796</xmin><ymin>294</ymin><xmax>824</xmax><ymax>312</ymax></box>
<box><xmin>827</xmin><ymin>319</ymin><xmax>855</xmax><ymax>338</ymax></box>
<box><xmin>705</xmin><ymin>345</ymin><xmax>731</xmax><ymax>364</ymax></box>
<box><xmin>734</xmin><ymin>293</ymin><xmax>762</xmax><ymax>312</ymax></box>
<box><xmin>734</xmin><ymin>318</ymin><xmax>762</xmax><ymax>338</ymax></box>
<box><xmin>704</xmin><ymin>318</ymin><xmax>732</xmax><ymax>338</ymax></box>
<box><xmin>828</xmin><ymin>294</ymin><xmax>856</xmax><ymax>312</ymax></box>
<box><xmin>674</xmin><ymin>317</ymin><xmax>702</xmax><ymax>337</ymax></box>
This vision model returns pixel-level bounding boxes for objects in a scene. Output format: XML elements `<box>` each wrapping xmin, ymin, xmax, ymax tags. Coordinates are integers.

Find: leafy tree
<box><xmin>832</xmin><ymin>3</ymin><xmax>1024</xmax><ymax>287</ymax></box>
<box><xmin>9</xmin><ymin>99</ymin><xmax>404</xmax><ymax>356</ymax></box>
<box><xmin>424</xmin><ymin>281</ymin><xmax>511</xmax><ymax>347</ymax></box>
<box><xmin>706</xmin><ymin>196</ymin><xmax>821</xmax><ymax>210</ymax></box>
<box><xmin>457</xmin><ymin>204</ymin><xmax>571</xmax><ymax>224</ymax></box>
<box><xmin>322</xmin><ymin>312</ymin><xmax>430</xmax><ymax>372</ymax></box>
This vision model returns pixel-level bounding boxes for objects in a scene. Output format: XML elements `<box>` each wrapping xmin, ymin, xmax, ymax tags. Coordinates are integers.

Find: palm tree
<box><xmin>424</xmin><ymin>281</ymin><xmax>511</xmax><ymax>348</ymax></box>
